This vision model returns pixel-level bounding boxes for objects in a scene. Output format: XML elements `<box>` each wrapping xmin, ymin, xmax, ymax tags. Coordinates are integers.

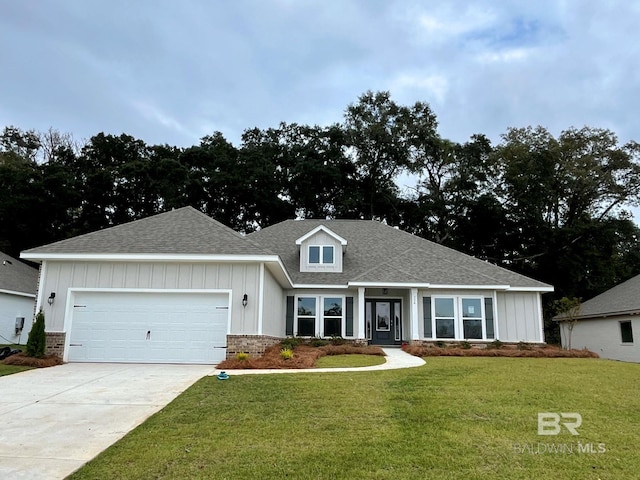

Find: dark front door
<box><xmin>366</xmin><ymin>299</ymin><xmax>402</xmax><ymax>345</ymax></box>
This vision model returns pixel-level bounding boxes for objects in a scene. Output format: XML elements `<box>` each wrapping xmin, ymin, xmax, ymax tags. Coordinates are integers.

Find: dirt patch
<box><xmin>403</xmin><ymin>344</ymin><xmax>599</xmax><ymax>358</ymax></box>
<box><xmin>2</xmin><ymin>352</ymin><xmax>63</xmax><ymax>367</ymax></box>
<box><xmin>218</xmin><ymin>344</ymin><xmax>385</xmax><ymax>370</ymax></box>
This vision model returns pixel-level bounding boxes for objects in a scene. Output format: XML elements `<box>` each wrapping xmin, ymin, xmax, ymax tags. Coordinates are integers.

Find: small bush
<box><xmin>329</xmin><ymin>335</ymin><xmax>346</xmax><ymax>346</ymax></box>
<box><xmin>488</xmin><ymin>339</ymin><xmax>504</xmax><ymax>350</ymax></box>
<box><xmin>280</xmin><ymin>337</ymin><xmax>301</xmax><ymax>350</ymax></box>
<box><xmin>26</xmin><ymin>310</ymin><xmax>46</xmax><ymax>358</ymax></box>
<box><xmin>235</xmin><ymin>352</ymin><xmax>249</xmax><ymax>361</ymax></box>
<box><xmin>280</xmin><ymin>348</ymin><xmax>294</xmax><ymax>360</ymax></box>
<box><xmin>435</xmin><ymin>341</ymin><xmax>446</xmax><ymax>348</ymax></box>
<box><xmin>459</xmin><ymin>341</ymin><xmax>472</xmax><ymax>350</ymax></box>
<box><xmin>517</xmin><ymin>341</ymin><xmax>532</xmax><ymax>350</ymax></box>
<box><xmin>310</xmin><ymin>338</ymin><xmax>329</xmax><ymax>347</ymax></box>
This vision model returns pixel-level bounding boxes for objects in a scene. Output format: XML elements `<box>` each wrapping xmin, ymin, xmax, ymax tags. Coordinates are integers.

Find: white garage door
<box><xmin>68</xmin><ymin>291</ymin><xmax>229</xmax><ymax>364</ymax></box>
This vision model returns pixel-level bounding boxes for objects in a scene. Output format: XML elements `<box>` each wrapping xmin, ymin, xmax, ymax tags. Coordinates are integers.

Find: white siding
<box><xmin>563</xmin><ymin>317</ymin><xmax>640</xmax><ymax>363</ymax></box>
<box><xmin>0</xmin><ymin>292</ymin><xmax>35</xmax><ymax>344</ymax></box>
<box><xmin>496</xmin><ymin>292</ymin><xmax>543</xmax><ymax>342</ymax></box>
<box><xmin>262</xmin><ymin>268</ymin><xmax>285</xmax><ymax>336</ymax></box>
<box><xmin>299</xmin><ymin>231</ymin><xmax>343</xmax><ymax>273</ymax></box>
<box><xmin>39</xmin><ymin>261</ymin><xmax>261</xmax><ymax>335</ymax></box>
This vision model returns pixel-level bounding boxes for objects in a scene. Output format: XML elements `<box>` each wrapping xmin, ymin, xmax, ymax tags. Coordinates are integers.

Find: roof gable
<box><xmin>0</xmin><ymin>251</ymin><xmax>38</xmax><ymax>295</ymax></box>
<box><xmin>295</xmin><ymin>225</ymin><xmax>348</xmax><ymax>246</ymax></box>
<box><xmin>562</xmin><ymin>274</ymin><xmax>640</xmax><ymax>319</ymax></box>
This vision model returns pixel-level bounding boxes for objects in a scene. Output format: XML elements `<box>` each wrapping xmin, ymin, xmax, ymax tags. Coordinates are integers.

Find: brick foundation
<box><xmin>46</xmin><ymin>332</ymin><xmax>66</xmax><ymax>359</ymax></box>
<box><xmin>226</xmin><ymin>335</ymin><xmax>283</xmax><ymax>359</ymax></box>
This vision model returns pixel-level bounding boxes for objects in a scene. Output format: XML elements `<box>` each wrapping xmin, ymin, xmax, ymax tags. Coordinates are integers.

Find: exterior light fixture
<box><xmin>242</xmin><ymin>294</ymin><xmax>248</xmax><ymax>308</ymax></box>
<box><xmin>47</xmin><ymin>292</ymin><xmax>56</xmax><ymax>305</ymax></box>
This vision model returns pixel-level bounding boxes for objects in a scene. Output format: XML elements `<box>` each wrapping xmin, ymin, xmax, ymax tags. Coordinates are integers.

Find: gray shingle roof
<box><xmin>0</xmin><ymin>251</ymin><xmax>38</xmax><ymax>295</ymax></box>
<box><xmin>22</xmin><ymin>207</ymin><xmax>273</xmax><ymax>256</ymax></box>
<box><xmin>559</xmin><ymin>274</ymin><xmax>640</xmax><ymax>320</ymax></box>
<box><xmin>249</xmin><ymin>219</ymin><xmax>552</xmax><ymax>288</ymax></box>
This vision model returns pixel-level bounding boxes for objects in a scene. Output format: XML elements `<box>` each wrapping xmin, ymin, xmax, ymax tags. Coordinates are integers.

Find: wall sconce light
<box><xmin>47</xmin><ymin>292</ymin><xmax>56</xmax><ymax>305</ymax></box>
<box><xmin>242</xmin><ymin>294</ymin><xmax>248</xmax><ymax>308</ymax></box>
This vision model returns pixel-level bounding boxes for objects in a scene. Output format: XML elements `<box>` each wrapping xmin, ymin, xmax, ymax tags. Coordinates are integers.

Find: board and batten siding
<box><xmin>299</xmin><ymin>230</ymin><xmax>343</xmax><ymax>273</ymax></box>
<box><xmin>566</xmin><ymin>317</ymin><xmax>640</xmax><ymax>363</ymax></box>
<box><xmin>496</xmin><ymin>291</ymin><xmax>543</xmax><ymax>342</ymax></box>
<box><xmin>39</xmin><ymin>261</ymin><xmax>261</xmax><ymax>335</ymax></box>
<box><xmin>261</xmin><ymin>267</ymin><xmax>285</xmax><ymax>337</ymax></box>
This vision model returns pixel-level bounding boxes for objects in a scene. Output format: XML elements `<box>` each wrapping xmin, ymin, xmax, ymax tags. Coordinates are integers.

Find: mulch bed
<box><xmin>402</xmin><ymin>344</ymin><xmax>599</xmax><ymax>358</ymax></box>
<box><xmin>2</xmin><ymin>352</ymin><xmax>63</xmax><ymax>367</ymax></box>
<box><xmin>218</xmin><ymin>344</ymin><xmax>385</xmax><ymax>370</ymax></box>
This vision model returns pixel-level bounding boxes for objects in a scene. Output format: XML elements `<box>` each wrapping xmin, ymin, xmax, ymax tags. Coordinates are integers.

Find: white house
<box><xmin>21</xmin><ymin>207</ymin><xmax>553</xmax><ymax>364</ymax></box>
<box><xmin>0</xmin><ymin>251</ymin><xmax>38</xmax><ymax>345</ymax></box>
<box><xmin>556</xmin><ymin>275</ymin><xmax>640</xmax><ymax>363</ymax></box>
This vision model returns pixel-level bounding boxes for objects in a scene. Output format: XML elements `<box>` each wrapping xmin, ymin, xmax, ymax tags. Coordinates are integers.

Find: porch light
<box><xmin>242</xmin><ymin>294</ymin><xmax>248</xmax><ymax>308</ymax></box>
<box><xmin>47</xmin><ymin>292</ymin><xmax>56</xmax><ymax>305</ymax></box>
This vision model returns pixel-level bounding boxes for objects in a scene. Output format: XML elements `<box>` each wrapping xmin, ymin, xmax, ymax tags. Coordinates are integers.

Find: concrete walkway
<box><xmin>212</xmin><ymin>347</ymin><xmax>425</xmax><ymax>376</ymax></box>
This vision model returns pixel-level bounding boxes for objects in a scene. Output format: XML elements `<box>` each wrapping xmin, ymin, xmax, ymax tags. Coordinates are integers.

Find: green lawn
<box><xmin>315</xmin><ymin>353</ymin><xmax>387</xmax><ymax>368</ymax></box>
<box><xmin>0</xmin><ymin>344</ymin><xmax>31</xmax><ymax>377</ymax></box>
<box><xmin>70</xmin><ymin>358</ymin><xmax>640</xmax><ymax>480</ymax></box>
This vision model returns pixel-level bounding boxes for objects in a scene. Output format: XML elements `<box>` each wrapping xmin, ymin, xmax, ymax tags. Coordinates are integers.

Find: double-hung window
<box><xmin>434</xmin><ymin>298</ymin><xmax>455</xmax><ymax>339</ymax></box>
<box><xmin>429</xmin><ymin>296</ymin><xmax>494</xmax><ymax>340</ymax></box>
<box><xmin>309</xmin><ymin>245</ymin><xmax>334</xmax><ymax>264</ymax></box>
<box><xmin>296</xmin><ymin>295</ymin><xmax>344</xmax><ymax>337</ymax></box>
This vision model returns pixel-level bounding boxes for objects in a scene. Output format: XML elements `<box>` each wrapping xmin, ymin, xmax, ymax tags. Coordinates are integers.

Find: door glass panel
<box><xmin>366</xmin><ymin>301</ymin><xmax>372</xmax><ymax>340</ymax></box>
<box><xmin>393</xmin><ymin>303</ymin><xmax>401</xmax><ymax>341</ymax></box>
<box><xmin>376</xmin><ymin>302</ymin><xmax>390</xmax><ymax>331</ymax></box>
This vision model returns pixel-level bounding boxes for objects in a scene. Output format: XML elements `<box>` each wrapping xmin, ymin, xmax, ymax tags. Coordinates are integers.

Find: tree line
<box><xmin>2</xmin><ymin>91</ymin><xmax>640</xmax><ymax>341</ymax></box>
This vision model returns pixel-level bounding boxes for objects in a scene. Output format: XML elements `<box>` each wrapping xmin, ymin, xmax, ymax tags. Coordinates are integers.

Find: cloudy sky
<box><xmin>0</xmin><ymin>0</ymin><xmax>638</xmax><ymax>149</ymax></box>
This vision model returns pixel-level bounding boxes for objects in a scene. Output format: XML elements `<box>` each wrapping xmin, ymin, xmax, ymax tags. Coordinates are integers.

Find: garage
<box><xmin>67</xmin><ymin>290</ymin><xmax>229</xmax><ymax>364</ymax></box>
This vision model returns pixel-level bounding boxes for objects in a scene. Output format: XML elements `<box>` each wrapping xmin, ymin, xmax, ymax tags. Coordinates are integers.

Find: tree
<box><xmin>27</xmin><ymin>310</ymin><xmax>46</xmax><ymax>358</ymax></box>
<box><xmin>554</xmin><ymin>297</ymin><xmax>581</xmax><ymax>350</ymax></box>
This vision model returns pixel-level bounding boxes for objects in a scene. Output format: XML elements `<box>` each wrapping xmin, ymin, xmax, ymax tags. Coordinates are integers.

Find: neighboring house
<box><xmin>0</xmin><ymin>251</ymin><xmax>38</xmax><ymax>344</ymax></box>
<box><xmin>21</xmin><ymin>207</ymin><xmax>553</xmax><ymax>364</ymax></box>
<box><xmin>556</xmin><ymin>275</ymin><xmax>640</xmax><ymax>363</ymax></box>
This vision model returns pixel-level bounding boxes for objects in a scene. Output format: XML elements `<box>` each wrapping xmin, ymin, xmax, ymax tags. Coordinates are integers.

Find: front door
<box><xmin>366</xmin><ymin>299</ymin><xmax>402</xmax><ymax>345</ymax></box>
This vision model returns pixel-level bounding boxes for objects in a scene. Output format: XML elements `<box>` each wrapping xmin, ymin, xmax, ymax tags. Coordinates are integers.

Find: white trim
<box><xmin>0</xmin><ymin>289</ymin><xmax>36</xmax><ymax>298</ymax></box>
<box><xmin>357</xmin><ymin>287</ymin><xmax>365</xmax><ymax>339</ymax></box>
<box><xmin>410</xmin><ymin>288</ymin><xmax>419</xmax><ymax>340</ymax></box>
<box><xmin>293</xmin><ymin>294</ymin><xmax>346</xmax><ymax>337</ymax></box>
<box><xmin>258</xmin><ymin>263</ymin><xmax>265</xmax><ymax>335</ymax></box>
<box><xmin>492</xmin><ymin>290</ymin><xmax>500</xmax><ymax>340</ymax></box>
<box><xmin>429</xmin><ymin>284</ymin><xmax>510</xmax><ymax>290</ymax></box>
<box><xmin>537</xmin><ymin>292</ymin><xmax>545</xmax><ymax>342</ymax></box>
<box><xmin>507</xmin><ymin>286</ymin><xmax>554</xmax><ymax>292</ymax></box>
<box><xmin>293</xmin><ymin>284</ymin><xmax>349</xmax><ymax>289</ymax></box>
<box><xmin>350</xmin><ymin>282</ymin><xmax>431</xmax><ymax>288</ymax></box>
<box><xmin>20</xmin><ymin>252</ymin><xmax>281</xmax><ymax>263</ymax></box>
<box><xmin>63</xmin><ymin>287</ymin><xmax>232</xmax><ymax>363</ymax></box>
<box><xmin>36</xmin><ymin>260</ymin><xmax>47</xmax><ymax>313</ymax></box>
<box><xmin>295</xmin><ymin>225</ymin><xmax>348</xmax><ymax>246</ymax></box>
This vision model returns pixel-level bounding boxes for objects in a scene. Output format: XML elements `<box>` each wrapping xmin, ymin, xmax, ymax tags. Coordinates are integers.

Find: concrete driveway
<box><xmin>0</xmin><ymin>363</ymin><xmax>216</xmax><ymax>480</ymax></box>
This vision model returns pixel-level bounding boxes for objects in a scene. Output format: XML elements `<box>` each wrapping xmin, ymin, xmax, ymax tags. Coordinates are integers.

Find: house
<box><xmin>20</xmin><ymin>207</ymin><xmax>553</xmax><ymax>364</ymax></box>
<box><xmin>0</xmin><ymin>251</ymin><xmax>38</xmax><ymax>344</ymax></box>
<box><xmin>556</xmin><ymin>275</ymin><xmax>640</xmax><ymax>363</ymax></box>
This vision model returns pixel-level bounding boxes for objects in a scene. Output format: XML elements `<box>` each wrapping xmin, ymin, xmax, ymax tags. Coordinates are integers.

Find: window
<box><xmin>308</xmin><ymin>245</ymin><xmax>334</xmax><ymax>264</ymax></box>
<box><xmin>434</xmin><ymin>298</ymin><xmax>455</xmax><ymax>338</ymax></box>
<box><xmin>462</xmin><ymin>298</ymin><xmax>483</xmax><ymax>339</ymax></box>
<box><xmin>297</xmin><ymin>297</ymin><xmax>316</xmax><ymax>336</ymax></box>
<box><xmin>620</xmin><ymin>321</ymin><xmax>634</xmax><ymax>343</ymax></box>
<box><xmin>296</xmin><ymin>296</ymin><xmax>345</xmax><ymax>337</ymax></box>
<box><xmin>323</xmin><ymin>297</ymin><xmax>343</xmax><ymax>336</ymax></box>
<box><xmin>428</xmin><ymin>296</ymin><xmax>494</xmax><ymax>340</ymax></box>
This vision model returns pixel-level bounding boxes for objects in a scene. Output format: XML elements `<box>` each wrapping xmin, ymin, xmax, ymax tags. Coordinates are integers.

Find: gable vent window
<box><xmin>309</xmin><ymin>245</ymin><xmax>334</xmax><ymax>264</ymax></box>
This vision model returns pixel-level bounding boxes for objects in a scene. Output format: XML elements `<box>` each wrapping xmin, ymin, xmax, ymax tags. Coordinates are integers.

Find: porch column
<box><xmin>410</xmin><ymin>288</ymin><xmax>419</xmax><ymax>340</ymax></box>
<box><xmin>357</xmin><ymin>287</ymin><xmax>365</xmax><ymax>339</ymax></box>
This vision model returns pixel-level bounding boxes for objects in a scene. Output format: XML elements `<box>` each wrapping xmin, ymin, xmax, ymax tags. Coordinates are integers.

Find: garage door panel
<box><xmin>68</xmin><ymin>291</ymin><xmax>229</xmax><ymax>364</ymax></box>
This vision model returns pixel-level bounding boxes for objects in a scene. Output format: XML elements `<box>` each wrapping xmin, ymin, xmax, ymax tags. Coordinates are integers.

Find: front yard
<box><xmin>70</xmin><ymin>357</ymin><xmax>640</xmax><ymax>480</ymax></box>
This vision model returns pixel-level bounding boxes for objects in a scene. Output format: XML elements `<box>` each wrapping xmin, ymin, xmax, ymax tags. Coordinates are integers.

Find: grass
<box><xmin>0</xmin><ymin>344</ymin><xmax>31</xmax><ymax>376</ymax></box>
<box><xmin>315</xmin><ymin>353</ymin><xmax>387</xmax><ymax>368</ymax></box>
<box><xmin>69</xmin><ymin>357</ymin><xmax>640</xmax><ymax>480</ymax></box>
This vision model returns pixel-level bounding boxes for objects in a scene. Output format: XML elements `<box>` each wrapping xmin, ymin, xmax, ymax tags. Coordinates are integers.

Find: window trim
<box><xmin>308</xmin><ymin>245</ymin><xmax>335</xmax><ymax>265</ymax></box>
<box><xmin>294</xmin><ymin>294</ymin><xmax>345</xmax><ymax>337</ymax></box>
<box><xmin>429</xmin><ymin>295</ymin><xmax>490</xmax><ymax>341</ymax></box>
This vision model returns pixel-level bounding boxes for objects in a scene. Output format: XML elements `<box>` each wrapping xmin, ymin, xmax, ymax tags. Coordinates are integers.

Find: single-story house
<box><xmin>0</xmin><ymin>251</ymin><xmax>38</xmax><ymax>344</ymax></box>
<box><xmin>556</xmin><ymin>275</ymin><xmax>640</xmax><ymax>363</ymax></box>
<box><xmin>21</xmin><ymin>207</ymin><xmax>553</xmax><ymax>364</ymax></box>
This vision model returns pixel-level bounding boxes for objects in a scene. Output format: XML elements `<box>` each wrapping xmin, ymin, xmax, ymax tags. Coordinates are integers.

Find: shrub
<box><xmin>488</xmin><ymin>339</ymin><xmax>504</xmax><ymax>350</ymax></box>
<box><xmin>26</xmin><ymin>310</ymin><xmax>46</xmax><ymax>358</ymax></box>
<box><xmin>280</xmin><ymin>337</ymin><xmax>301</xmax><ymax>350</ymax></box>
<box><xmin>310</xmin><ymin>338</ymin><xmax>329</xmax><ymax>347</ymax></box>
<box><xmin>435</xmin><ymin>341</ymin><xmax>446</xmax><ymax>348</ymax></box>
<box><xmin>329</xmin><ymin>335</ymin><xmax>346</xmax><ymax>346</ymax></box>
<box><xmin>517</xmin><ymin>341</ymin><xmax>532</xmax><ymax>351</ymax></box>
<box><xmin>280</xmin><ymin>348</ymin><xmax>294</xmax><ymax>360</ymax></box>
<box><xmin>235</xmin><ymin>352</ymin><xmax>249</xmax><ymax>361</ymax></box>
<box><xmin>459</xmin><ymin>341</ymin><xmax>472</xmax><ymax>349</ymax></box>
